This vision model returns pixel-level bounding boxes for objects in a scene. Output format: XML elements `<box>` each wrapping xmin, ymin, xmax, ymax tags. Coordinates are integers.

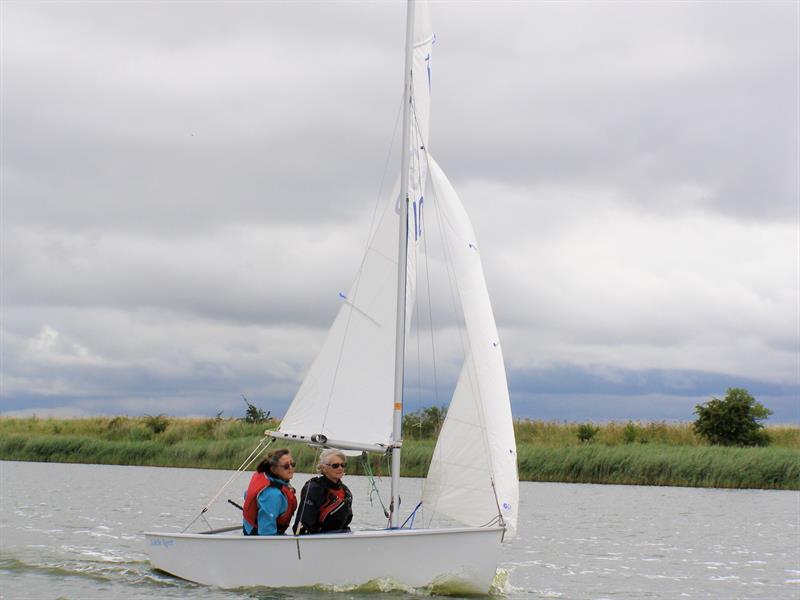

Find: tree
<box><xmin>693</xmin><ymin>388</ymin><xmax>772</xmax><ymax>446</ymax></box>
<box><xmin>402</xmin><ymin>406</ymin><xmax>447</xmax><ymax>440</ymax></box>
<box><xmin>241</xmin><ymin>394</ymin><xmax>270</xmax><ymax>424</ymax></box>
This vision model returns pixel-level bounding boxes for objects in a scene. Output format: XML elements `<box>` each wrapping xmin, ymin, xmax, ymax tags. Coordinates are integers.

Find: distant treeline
<box><xmin>1</xmin><ymin>415</ymin><xmax>798</xmax><ymax>490</ymax></box>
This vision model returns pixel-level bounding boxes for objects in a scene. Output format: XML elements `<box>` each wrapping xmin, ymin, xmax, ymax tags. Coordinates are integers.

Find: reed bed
<box><xmin>516</xmin><ymin>444</ymin><xmax>799</xmax><ymax>489</ymax></box>
<box><xmin>513</xmin><ymin>419</ymin><xmax>800</xmax><ymax>448</ymax></box>
<box><xmin>1</xmin><ymin>416</ymin><xmax>798</xmax><ymax>489</ymax></box>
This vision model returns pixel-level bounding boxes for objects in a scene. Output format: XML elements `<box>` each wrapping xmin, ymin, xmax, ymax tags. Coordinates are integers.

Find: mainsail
<box><xmin>278</xmin><ymin>2</ymin><xmax>434</xmax><ymax>447</ymax></box>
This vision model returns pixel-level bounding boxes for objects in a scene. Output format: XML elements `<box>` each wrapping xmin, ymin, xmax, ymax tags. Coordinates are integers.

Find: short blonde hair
<box><xmin>317</xmin><ymin>448</ymin><xmax>346</xmax><ymax>473</ymax></box>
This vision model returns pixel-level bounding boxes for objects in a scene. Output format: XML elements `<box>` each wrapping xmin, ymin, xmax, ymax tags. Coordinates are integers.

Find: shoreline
<box><xmin>1</xmin><ymin>416</ymin><xmax>797</xmax><ymax>490</ymax></box>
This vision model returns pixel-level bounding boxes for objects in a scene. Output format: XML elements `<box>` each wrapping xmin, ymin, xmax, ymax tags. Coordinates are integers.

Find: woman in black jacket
<box><xmin>294</xmin><ymin>449</ymin><xmax>353</xmax><ymax>534</ymax></box>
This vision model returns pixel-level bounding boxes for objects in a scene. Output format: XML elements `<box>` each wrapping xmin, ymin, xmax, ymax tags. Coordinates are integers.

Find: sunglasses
<box><xmin>326</xmin><ymin>462</ymin><xmax>346</xmax><ymax>469</ymax></box>
<box><xmin>277</xmin><ymin>461</ymin><xmax>296</xmax><ymax>469</ymax></box>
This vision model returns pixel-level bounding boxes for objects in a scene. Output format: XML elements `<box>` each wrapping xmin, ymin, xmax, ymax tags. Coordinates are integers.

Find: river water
<box><xmin>0</xmin><ymin>461</ymin><xmax>797</xmax><ymax>599</ymax></box>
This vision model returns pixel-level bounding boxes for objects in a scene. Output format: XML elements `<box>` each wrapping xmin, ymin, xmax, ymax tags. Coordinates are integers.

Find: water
<box><xmin>1</xmin><ymin>461</ymin><xmax>797</xmax><ymax>599</ymax></box>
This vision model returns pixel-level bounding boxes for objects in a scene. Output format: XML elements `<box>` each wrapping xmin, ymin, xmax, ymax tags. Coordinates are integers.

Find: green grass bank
<box><xmin>1</xmin><ymin>416</ymin><xmax>798</xmax><ymax>489</ymax></box>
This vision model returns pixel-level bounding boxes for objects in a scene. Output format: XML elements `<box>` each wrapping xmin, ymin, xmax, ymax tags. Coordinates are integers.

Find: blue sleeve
<box><xmin>257</xmin><ymin>486</ymin><xmax>288</xmax><ymax>535</ymax></box>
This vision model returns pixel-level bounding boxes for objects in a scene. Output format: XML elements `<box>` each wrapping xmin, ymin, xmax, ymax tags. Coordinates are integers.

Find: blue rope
<box><xmin>400</xmin><ymin>501</ymin><xmax>423</xmax><ymax>529</ymax></box>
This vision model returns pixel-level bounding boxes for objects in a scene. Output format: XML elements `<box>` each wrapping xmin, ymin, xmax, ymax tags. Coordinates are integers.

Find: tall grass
<box><xmin>1</xmin><ymin>416</ymin><xmax>798</xmax><ymax>489</ymax></box>
<box><xmin>516</xmin><ymin>444</ymin><xmax>799</xmax><ymax>489</ymax></box>
<box><xmin>513</xmin><ymin>419</ymin><xmax>800</xmax><ymax>448</ymax></box>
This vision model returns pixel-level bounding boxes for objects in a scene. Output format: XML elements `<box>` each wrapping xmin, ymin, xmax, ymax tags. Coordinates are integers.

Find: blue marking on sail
<box><xmin>413</xmin><ymin>201</ymin><xmax>418</xmax><ymax>240</ymax></box>
<box><xmin>425</xmin><ymin>53</ymin><xmax>432</xmax><ymax>91</ymax></box>
<box><xmin>410</xmin><ymin>196</ymin><xmax>424</xmax><ymax>240</ymax></box>
<box><xmin>419</xmin><ymin>196</ymin><xmax>424</xmax><ymax>238</ymax></box>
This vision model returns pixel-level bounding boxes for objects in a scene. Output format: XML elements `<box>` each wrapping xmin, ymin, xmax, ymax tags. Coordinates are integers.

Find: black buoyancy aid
<box><xmin>243</xmin><ymin>472</ymin><xmax>297</xmax><ymax>534</ymax></box>
<box><xmin>301</xmin><ymin>476</ymin><xmax>353</xmax><ymax>532</ymax></box>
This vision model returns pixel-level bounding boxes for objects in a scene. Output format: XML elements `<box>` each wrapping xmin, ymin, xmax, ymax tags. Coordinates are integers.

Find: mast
<box><xmin>390</xmin><ymin>0</ymin><xmax>415</xmax><ymax>529</ymax></box>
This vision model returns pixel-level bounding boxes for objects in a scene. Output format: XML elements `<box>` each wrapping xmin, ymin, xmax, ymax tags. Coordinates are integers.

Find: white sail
<box><xmin>278</xmin><ymin>191</ymin><xmax>412</xmax><ymax>446</ymax></box>
<box><xmin>408</xmin><ymin>0</ymin><xmax>433</xmax><ymax>216</ymax></box>
<box><xmin>279</xmin><ymin>2</ymin><xmax>434</xmax><ymax>447</ymax></box>
<box><xmin>148</xmin><ymin>3</ymin><xmax>518</xmax><ymax>592</ymax></box>
<box><xmin>421</xmin><ymin>156</ymin><xmax>519</xmax><ymax>536</ymax></box>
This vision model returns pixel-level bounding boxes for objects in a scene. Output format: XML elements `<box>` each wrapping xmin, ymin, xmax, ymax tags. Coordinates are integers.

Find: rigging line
<box><xmin>363</xmin><ymin>452</ymin><xmax>389</xmax><ymax>517</ymax></box>
<box><xmin>422</xmin><ymin>161</ymin><xmax>456</xmax><ymax>526</ymax></box>
<box><xmin>372</xmin><ymin>92</ymin><xmax>405</xmax><ymax>246</ymax></box>
<box><xmin>419</xmin><ymin>155</ymin><xmax>463</xmax><ymax>528</ymax></box>
<box><xmin>411</xmin><ymin>111</ymin><xmax>425</xmax><ymax>441</ymax></box>
<box><xmin>407</xmin><ymin>95</ymin><xmax>439</xmax><ymax>514</ymax></box>
<box><xmin>318</xmin><ymin>93</ymin><xmax>404</xmax><ymax>434</ymax></box>
<box><xmin>411</xmin><ymin>103</ymin><xmax>442</xmax><ymax>416</ymax></box>
<box><xmin>478</xmin><ymin>514</ymin><xmax>502</xmax><ymax>528</ymax></box>
<box><xmin>182</xmin><ymin>435</ymin><xmax>275</xmax><ymax>533</ymax></box>
<box><xmin>490</xmin><ymin>476</ymin><xmax>506</xmax><ymax>530</ymax></box>
<box><xmin>384</xmin><ymin>451</ymin><xmax>394</xmax><ymax>529</ymax></box>
<box><xmin>345</xmin><ymin>90</ymin><xmax>406</xmax><ymax>282</ymax></box>
<box><xmin>293</xmin><ymin>446</ymin><xmax>322</xmax><ymax>535</ymax></box>
<box><xmin>293</xmin><ymin>446</ymin><xmax>321</xmax><ymax>560</ymax></box>
<box><xmin>415</xmin><ymin>264</ymin><xmax>422</xmax><ymax>428</ymax></box>
<box><xmin>400</xmin><ymin>501</ymin><xmax>423</xmax><ymax>529</ymax></box>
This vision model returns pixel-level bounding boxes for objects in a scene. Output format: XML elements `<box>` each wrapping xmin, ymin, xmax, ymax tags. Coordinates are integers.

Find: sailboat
<box><xmin>145</xmin><ymin>0</ymin><xmax>518</xmax><ymax>592</ymax></box>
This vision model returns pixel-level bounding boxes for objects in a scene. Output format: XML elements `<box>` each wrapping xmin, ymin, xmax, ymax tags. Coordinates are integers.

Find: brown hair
<box><xmin>256</xmin><ymin>448</ymin><xmax>291</xmax><ymax>477</ymax></box>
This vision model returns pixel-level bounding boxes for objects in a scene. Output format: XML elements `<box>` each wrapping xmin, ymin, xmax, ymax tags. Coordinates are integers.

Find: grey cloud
<box><xmin>2</xmin><ymin>1</ymin><xmax>797</xmax><ymax>420</ymax></box>
<box><xmin>431</xmin><ymin>2</ymin><xmax>798</xmax><ymax>220</ymax></box>
<box><xmin>4</xmin><ymin>2</ymin><xmax>405</xmax><ymax>234</ymax></box>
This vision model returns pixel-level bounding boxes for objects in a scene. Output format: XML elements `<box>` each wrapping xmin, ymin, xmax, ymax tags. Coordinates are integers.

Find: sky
<box><xmin>1</xmin><ymin>0</ymin><xmax>798</xmax><ymax>423</ymax></box>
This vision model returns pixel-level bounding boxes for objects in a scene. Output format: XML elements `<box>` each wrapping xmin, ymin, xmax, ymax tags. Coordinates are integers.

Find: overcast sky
<box><xmin>2</xmin><ymin>1</ymin><xmax>798</xmax><ymax>423</ymax></box>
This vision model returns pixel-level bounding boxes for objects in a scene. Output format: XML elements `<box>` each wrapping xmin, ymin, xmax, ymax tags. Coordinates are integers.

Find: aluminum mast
<box><xmin>390</xmin><ymin>0</ymin><xmax>416</xmax><ymax>529</ymax></box>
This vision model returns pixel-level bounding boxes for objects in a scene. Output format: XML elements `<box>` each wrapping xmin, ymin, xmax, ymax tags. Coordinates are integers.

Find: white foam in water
<box><xmin>60</xmin><ymin>544</ymin><xmax>127</xmax><ymax>563</ymax></box>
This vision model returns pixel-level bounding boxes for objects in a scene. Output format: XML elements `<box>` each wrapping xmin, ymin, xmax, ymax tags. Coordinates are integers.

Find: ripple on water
<box><xmin>60</xmin><ymin>544</ymin><xmax>129</xmax><ymax>562</ymax></box>
<box><xmin>0</xmin><ymin>555</ymin><xmax>186</xmax><ymax>589</ymax></box>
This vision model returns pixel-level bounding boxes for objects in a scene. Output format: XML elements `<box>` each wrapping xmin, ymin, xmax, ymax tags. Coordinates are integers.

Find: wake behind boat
<box><xmin>145</xmin><ymin>0</ymin><xmax>519</xmax><ymax>592</ymax></box>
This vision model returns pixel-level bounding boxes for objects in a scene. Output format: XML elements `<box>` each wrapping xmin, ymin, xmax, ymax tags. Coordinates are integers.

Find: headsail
<box><xmin>421</xmin><ymin>156</ymin><xmax>519</xmax><ymax>537</ymax></box>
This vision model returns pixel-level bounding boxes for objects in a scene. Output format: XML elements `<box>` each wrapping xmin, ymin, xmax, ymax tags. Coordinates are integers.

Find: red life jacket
<box><xmin>318</xmin><ymin>485</ymin><xmax>348</xmax><ymax>524</ymax></box>
<box><xmin>243</xmin><ymin>472</ymin><xmax>297</xmax><ymax>534</ymax></box>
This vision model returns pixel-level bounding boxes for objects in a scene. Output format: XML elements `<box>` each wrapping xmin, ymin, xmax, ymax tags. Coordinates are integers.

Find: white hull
<box><xmin>145</xmin><ymin>526</ymin><xmax>504</xmax><ymax>592</ymax></box>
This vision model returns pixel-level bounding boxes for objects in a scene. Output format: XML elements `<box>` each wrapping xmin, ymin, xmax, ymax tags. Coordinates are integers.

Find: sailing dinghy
<box><xmin>145</xmin><ymin>0</ymin><xmax>518</xmax><ymax>592</ymax></box>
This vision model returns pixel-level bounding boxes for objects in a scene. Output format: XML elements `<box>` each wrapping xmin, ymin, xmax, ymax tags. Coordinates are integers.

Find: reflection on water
<box><xmin>1</xmin><ymin>461</ymin><xmax>797</xmax><ymax>599</ymax></box>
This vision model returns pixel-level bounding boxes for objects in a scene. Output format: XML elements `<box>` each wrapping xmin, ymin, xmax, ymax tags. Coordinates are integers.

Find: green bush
<box><xmin>621</xmin><ymin>422</ymin><xmax>638</xmax><ymax>444</ymax></box>
<box><xmin>143</xmin><ymin>414</ymin><xmax>169</xmax><ymax>435</ymax></box>
<box><xmin>693</xmin><ymin>388</ymin><xmax>772</xmax><ymax>446</ymax></box>
<box><xmin>577</xmin><ymin>423</ymin><xmax>599</xmax><ymax>443</ymax></box>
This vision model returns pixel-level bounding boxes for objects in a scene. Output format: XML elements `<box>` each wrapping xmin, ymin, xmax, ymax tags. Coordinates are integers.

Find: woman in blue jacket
<box><xmin>242</xmin><ymin>448</ymin><xmax>297</xmax><ymax>535</ymax></box>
